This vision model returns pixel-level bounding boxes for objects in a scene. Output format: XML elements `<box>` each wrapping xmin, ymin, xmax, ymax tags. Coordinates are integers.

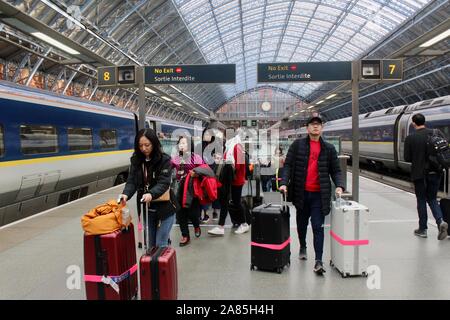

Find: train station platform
<box><xmin>1</xmin><ymin>173</ymin><xmax>450</xmax><ymax>300</ymax></box>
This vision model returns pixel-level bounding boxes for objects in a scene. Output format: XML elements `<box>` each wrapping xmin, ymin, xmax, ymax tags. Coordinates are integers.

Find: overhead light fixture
<box><xmin>31</xmin><ymin>32</ymin><xmax>80</xmax><ymax>55</ymax></box>
<box><xmin>300</xmin><ymin>110</ymin><xmax>306</xmax><ymax>113</ymax></box>
<box><xmin>308</xmin><ymin>105</ymin><xmax>315</xmax><ymax>109</ymax></box>
<box><xmin>161</xmin><ymin>96</ymin><xmax>173</xmax><ymax>102</ymax></box>
<box><xmin>145</xmin><ymin>87</ymin><xmax>156</xmax><ymax>94</ymax></box>
<box><xmin>420</xmin><ymin>29</ymin><xmax>450</xmax><ymax>48</ymax></box>
<box><xmin>174</xmin><ymin>102</ymin><xmax>182</xmax><ymax>106</ymax></box>
<box><xmin>316</xmin><ymin>100</ymin><xmax>324</xmax><ymax>105</ymax></box>
<box><xmin>326</xmin><ymin>94</ymin><xmax>337</xmax><ymax>100</ymax></box>
<box><xmin>294</xmin><ymin>112</ymin><xmax>299</xmax><ymax>115</ymax></box>
<box><xmin>193</xmin><ymin>111</ymin><xmax>199</xmax><ymax>114</ymax></box>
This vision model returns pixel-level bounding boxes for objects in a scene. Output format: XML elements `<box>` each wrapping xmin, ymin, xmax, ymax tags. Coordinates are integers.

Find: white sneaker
<box><xmin>208</xmin><ymin>226</ymin><xmax>225</xmax><ymax>236</ymax></box>
<box><xmin>234</xmin><ymin>223</ymin><xmax>250</xmax><ymax>234</ymax></box>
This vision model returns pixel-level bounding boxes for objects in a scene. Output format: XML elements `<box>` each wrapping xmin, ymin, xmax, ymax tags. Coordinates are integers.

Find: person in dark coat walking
<box><xmin>280</xmin><ymin>116</ymin><xmax>344</xmax><ymax>275</ymax></box>
<box><xmin>119</xmin><ymin>129</ymin><xmax>177</xmax><ymax>248</ymax></box>
<box><xmin>404</xmin><ymin>113</ymin><xmax>448</xmax><ymax>240</ymax></box>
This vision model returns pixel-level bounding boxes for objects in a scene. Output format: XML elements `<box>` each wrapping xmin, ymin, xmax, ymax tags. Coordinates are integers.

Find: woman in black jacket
<box><xmin>119</xmin><ymin>129</ymin><xmax>177</xmax><ymax>248</ymax></box>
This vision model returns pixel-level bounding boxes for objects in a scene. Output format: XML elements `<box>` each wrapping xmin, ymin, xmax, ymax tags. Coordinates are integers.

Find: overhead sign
<box><xmin>144</xmin><ymin>64</ymin><xmax>236</xmax><ymax>84</ymax></box>
<box><xmin>382</xmin><ymin>59</ymin><xmax>403</xmax><ymax>80</ymax></box>
<box><xmin>257</xmin><ymin>61</ymin><xmax>352</xmax><ymax>83</ymax></box>
<box><xmin>241</xmin><ymin>120</ymin><xmax>247</xmax><ymax>127</ymax></box>
<box><xmin>251</xmin><ymin>120</ymin><xmax>257</xmax><ymax>127</ymax></box>
<box><xmin>117</xmin><ymin>66</ymin><xmax>136</xmax><ymax>85</ymax></box>
<box><xmin>361</xmin><ymin>59</ymin><xmax>403</xmax><ymax>81</ymax></box>
<box><xmin>361</xmin><ymin>60</ymin><xmax>381</xmax><ymax>80</ymax></box>
<box><xmin>97</xmin><ymin>66</ymin><xmax>116</xmax><ymax>87</ymax></box>
<box><xmin>97</xmin><ymin>65</ymin><xmax>136</xmax><ymax>86</ymax></box>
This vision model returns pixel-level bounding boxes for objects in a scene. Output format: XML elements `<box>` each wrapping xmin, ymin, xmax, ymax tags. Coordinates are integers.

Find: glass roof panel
<box><xmin>174</xmin><ymin>0</ymin><xmax>433</xmax><ymax>104</ymax></box>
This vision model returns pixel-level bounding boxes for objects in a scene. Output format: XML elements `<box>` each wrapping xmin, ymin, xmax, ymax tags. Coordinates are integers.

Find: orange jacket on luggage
<box><xmin>81</xmin><ymin>200</ymin><xmax>131</xmax><ymax>235</ymax></box>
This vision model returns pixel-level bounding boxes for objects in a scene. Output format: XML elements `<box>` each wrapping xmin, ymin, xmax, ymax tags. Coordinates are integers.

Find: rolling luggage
<box><xmin>330</xmin><ymin>198</ymin><xmax>369</xmax><ymax>277</ymax></box>
<box><xmin>84</xmin><ymin>226</ymin><xmax>138</xmax><ymax>300</ymax></box>
<box><xmin>139</xmin><ymin>202</ymin><xmax>178</xmax><ymax>300</ymax></box>
<box><xmin>250</xmin><ymin>194</ymin><xmax>290</xmax><ymax>273</ymax></box>
<box><xmin>440</xmin><ymin>198</ymin><xmax>450</xmax><ymax>226</ymax></box>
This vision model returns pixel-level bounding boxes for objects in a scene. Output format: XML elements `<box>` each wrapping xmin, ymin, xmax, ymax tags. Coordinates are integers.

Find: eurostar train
<box><xmin>0</xmin><ymin>81</ymin><xmax>194</xmax><ymax>226</ymax></box>
<box><xmin>297</xmin><ymin>95</ymin><xmax>450</xmax><ymax>172</ymax></box>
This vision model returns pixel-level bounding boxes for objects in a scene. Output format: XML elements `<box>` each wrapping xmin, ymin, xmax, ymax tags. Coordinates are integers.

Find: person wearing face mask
<box><xmin>118</xmin><ymin>129</ymin><xmax>176</xmax><ymax>248</ymax></box>
<box><xmin>171</xmin><ymin>136</ymin><xmax>205</xmax><ymax>246</ymax></box>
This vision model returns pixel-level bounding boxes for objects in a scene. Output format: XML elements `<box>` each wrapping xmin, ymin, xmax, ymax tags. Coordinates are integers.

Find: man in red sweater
<box><xmin>280</xmin><ymin>117</ymin><xmax>344</xmax><ymax>275</ymax></box>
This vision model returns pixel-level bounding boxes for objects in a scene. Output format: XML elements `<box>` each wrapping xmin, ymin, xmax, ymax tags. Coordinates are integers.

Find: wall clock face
<box><xmin>261</xmin><ymin>101</ymin><xmax>271</xmax><ymax>112</ymax></box>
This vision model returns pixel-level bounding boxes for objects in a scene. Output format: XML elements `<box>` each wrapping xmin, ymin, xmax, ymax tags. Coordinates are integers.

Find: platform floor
<box><xmin>1</xmin><ymin>173</ymin><xmax>450</xmax><ymax>300</ymax></box>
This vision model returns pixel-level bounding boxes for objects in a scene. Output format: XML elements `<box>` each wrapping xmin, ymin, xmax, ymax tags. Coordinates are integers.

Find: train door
<box><xmin>145</xmin><ymin>120</ymin><xmax>156</xmax><ymax>131</ymax></box>
<box><xmin>397</xmin><ymin>113</ymin><xmax>412</xmax><ymax>171</ymax></box>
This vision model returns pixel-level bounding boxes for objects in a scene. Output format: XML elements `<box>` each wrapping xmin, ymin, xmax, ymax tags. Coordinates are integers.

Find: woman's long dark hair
<box><xmin>133</xmin><ymin>128</ymin><xmax>163</xmax><ymax>163</ymax></box>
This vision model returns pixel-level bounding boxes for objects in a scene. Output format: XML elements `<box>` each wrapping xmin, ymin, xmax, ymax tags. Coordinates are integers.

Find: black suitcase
<box><xmin>250</xmin><ymin>195</ymin><xmax>290</xmax><ymax>273</ymax></box>
<box><xmin>440</xmin><ymin>198</ymin><xmax>450</xmax><ymax>225</ymax></box>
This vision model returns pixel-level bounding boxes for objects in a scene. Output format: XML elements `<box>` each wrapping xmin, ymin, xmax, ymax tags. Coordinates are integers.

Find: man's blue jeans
<box><xmin>413</xmin><ymin>173</ymin><xmax>444</xmax><ymax>230</ymax></box>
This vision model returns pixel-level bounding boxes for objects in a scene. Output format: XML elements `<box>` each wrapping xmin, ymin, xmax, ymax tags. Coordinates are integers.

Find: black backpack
<box><xmin>427</xmin><ymin>129</ymin><xmax>450</xmax><ymax>170</ymax></box>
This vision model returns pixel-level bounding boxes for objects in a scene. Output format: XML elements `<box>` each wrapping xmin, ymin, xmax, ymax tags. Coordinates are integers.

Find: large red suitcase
<box><xmin>140</xmin><ymin>204</ymin><xmax>178</xmax><ymax>300</ymax></box>
<box><xmin>83</xmin><ymin>225</ymin><xmax>138</xmax><ymax>300</ymax></box>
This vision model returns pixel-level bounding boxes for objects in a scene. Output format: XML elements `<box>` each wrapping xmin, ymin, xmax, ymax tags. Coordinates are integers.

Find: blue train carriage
<box><xmin>0</xmin><ymin>80</ymin><xmax>137</xmax><ymax>226</ymax></box>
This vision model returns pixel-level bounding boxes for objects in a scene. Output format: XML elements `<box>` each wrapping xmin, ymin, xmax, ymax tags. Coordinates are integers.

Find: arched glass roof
<box><xmin>173</xmin><ymin>0</ymin><xmax>433</xmax><ymax>103</ymax></box>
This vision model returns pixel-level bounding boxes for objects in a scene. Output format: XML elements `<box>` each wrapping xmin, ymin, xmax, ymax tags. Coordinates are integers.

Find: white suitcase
<box><xmin>330</xmin><ymin>200</ymin><xmax>369</xmax><ymax>277</ymax></box>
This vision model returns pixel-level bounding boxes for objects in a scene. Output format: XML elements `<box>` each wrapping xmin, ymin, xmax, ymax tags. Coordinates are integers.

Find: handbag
<box><xmin>152</xmin><ymin>189</ymin><xmax>170</xmax><ymax>202</ymax></box>
<box><xmin>142</xmin><ymin>163</ymin><xmax>170</xmax><ymax>202</ymax></box>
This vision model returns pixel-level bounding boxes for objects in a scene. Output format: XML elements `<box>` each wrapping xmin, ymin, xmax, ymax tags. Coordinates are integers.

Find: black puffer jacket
<box><xmin>123</xmin><ymin>153</ymin><xmax>177</xmax><ymax>220</ymax></box>
<box><xmin>280</xmin><ymin>136</ymin><xmax>344</xmax><ymax>216</ymax></box>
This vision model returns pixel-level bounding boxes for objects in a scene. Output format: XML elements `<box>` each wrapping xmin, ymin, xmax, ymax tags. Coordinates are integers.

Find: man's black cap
<box><xmin>307</xmin><ymin>116</ymin><xmax>323</xmax><ymax>125</ymax></box>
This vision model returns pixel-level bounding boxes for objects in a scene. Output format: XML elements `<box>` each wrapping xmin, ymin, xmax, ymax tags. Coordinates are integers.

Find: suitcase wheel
<box><xmin>250</xmin><ymin>264</ymin><xmax>255</xmax><ymax>271</ymax></box>
<box><xmin>329</xmin><ymin>260</ymin><xmax>334</xmax><ymax>267</ymax></box>
<box><xmin>276</xmin><ymin>267</ymin><xmax>282</xmax><ymax>274</ymax></box>
<box><xmin>362</xmin><ymin>272</ymin><xmax>368</xmax><ymax>277</ymax></box>
<box><xmin>341</xmin><ymin>272</ymin><xmax>349</xmax><ymax>278</ymax></box>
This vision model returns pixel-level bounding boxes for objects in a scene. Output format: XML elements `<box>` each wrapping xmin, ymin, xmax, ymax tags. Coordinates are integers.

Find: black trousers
<box><xmin>219</xmin><ymin>185</ymin><xmax>244</xmax><ymax>226</ymax></box>
<box><xmin>178</xmin><ymin>198</ymin><xmax>201</xmax><ymax>238</ymax></box>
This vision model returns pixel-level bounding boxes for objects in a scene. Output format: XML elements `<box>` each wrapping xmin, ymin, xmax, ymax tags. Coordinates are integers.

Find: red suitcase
<box><xmin>140</xmin><ymin>204</ymin><xmax>178</xmax><ymax>300</ymax></box>
<box><xmin>83</xmin><ymin>226</ymin><xmax>138</xmax><ymax>300</ymax></box>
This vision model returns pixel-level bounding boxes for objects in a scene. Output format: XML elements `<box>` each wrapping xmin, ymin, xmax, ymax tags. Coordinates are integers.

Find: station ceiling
<box><xmin>0</xmin><ymin>0</ymin><xmax>448</xmax><ymax>122</ymax></box>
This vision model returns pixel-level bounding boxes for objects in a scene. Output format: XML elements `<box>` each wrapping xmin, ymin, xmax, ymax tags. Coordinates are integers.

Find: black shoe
<box><xmin>438</xmin><ymin>222</ymin><xmax>448</xmax><ymax>240</ymax></box>
<box><xmin>138</xmin><ymin>242</ymin><xmax>142</xmax><ymax>249</ymax></box>
<box><xmin>313</xmin><ymin>260</ymin><xmax>325</xmax><ymax>275</ymax></box>
<box><xmin>299</xmin><ymin>247</ymin><xmax>307</xmax><ymax>260</ymax></box>
<box><xmin>414</xmin><ymin>229</ymin><xmax>427</xmax><ymax>238</ymax></box>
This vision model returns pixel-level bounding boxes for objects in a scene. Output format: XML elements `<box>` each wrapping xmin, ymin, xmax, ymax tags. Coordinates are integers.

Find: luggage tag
<box><xmin>101</xmin><ymin>276</ymin><xmax>120</xmax><ymax>293</ymax></box>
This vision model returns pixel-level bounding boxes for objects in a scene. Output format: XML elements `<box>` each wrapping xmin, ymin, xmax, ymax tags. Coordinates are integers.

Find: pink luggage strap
<box><xmin>251</xmin><ymin>237</ymin><xmax>290</xmax><ymax>250</ymax></box>
<box><xmin>330</xmin><ymin>230</ymin><xmax>369</xmax><ymax>246</ymax></box>
<box><xmin>84</xmin><ymin>263</ymin><xmax>138</xmax><ymax>285</ymax></box>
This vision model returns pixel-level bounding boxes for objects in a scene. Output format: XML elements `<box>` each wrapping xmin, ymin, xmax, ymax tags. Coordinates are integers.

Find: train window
<box><xmin>20</xmin><ymin>125</ymin><xmax>58</xmax><ymax>155</ymax></box>
<box><xmin>0</xmin><ymin>125</ymin><xmax>4</xmax><ymax>157</ymax></box>
<box><xmin>68</xmin><ymin>128</ymin><xmax>93</xmax><ymax>152</ymax></box>
<box><xmin>100</xmin><ymin>129</ymin><xmax>117</xmax><ymax>149</ymax></box>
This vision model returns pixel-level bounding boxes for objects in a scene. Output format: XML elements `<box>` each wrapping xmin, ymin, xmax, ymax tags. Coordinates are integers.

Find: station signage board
<box><xmin>257</xmin><ymin>61</ymin><xmax>352</xmax><ymax>83</ymax></box>
<box><xmin>97</xmin><ymin>65</ymin><xmax>136</xmax><ymax>86</ymax></box>
<box><xmin>144</xmin><ymin>64</ymin><xmax>236</xmax><ymax>84</ymax></box>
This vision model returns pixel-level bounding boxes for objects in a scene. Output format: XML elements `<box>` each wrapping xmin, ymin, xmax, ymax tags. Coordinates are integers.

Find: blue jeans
<box><xmin>413</xmin><ymin>173</ymin><xmax>444</xmax><ymax>230</ymax></box>
<box><xmin>296</xmin><ymin>191</ymin><xmax>324</xmax><ymax>261</ymax></box>
<box><xmin>145</xmin><ymin>212</ymin><xmax>175</xmax><ymax>248</ymax></box>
